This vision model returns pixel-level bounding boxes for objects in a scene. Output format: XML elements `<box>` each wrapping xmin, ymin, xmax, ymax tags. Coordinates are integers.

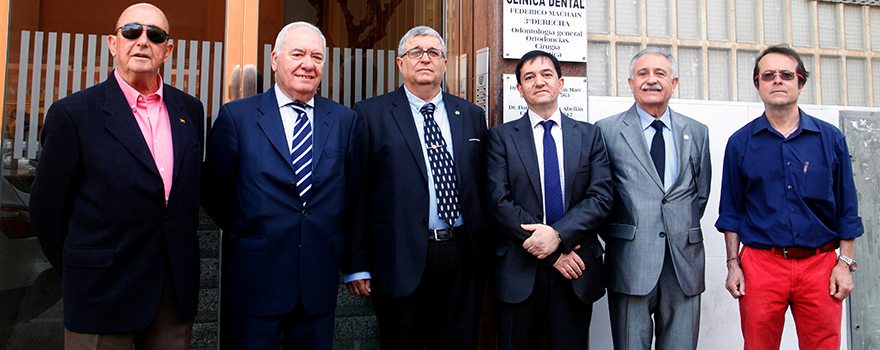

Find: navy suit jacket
<box><xmin>29</xmin><ymin>76</ymin><xmax>204</xmax><ymax>333</ymax></box>
<box><xmin>202</xmin><ymin>89</ymin><xmax>357</xmax><ymax>316</ymax></box>
<box><xmin>343</xmin><ymin>87</ymin><xmax>490</xmax><ymax>297</ymax></box>
<box><xmin>486</xmin><ymin>113</ymin><xmax>613</xmax><ymax>304</ymax></box>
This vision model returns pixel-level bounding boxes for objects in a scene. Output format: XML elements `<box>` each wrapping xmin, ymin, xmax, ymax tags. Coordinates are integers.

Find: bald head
<box><xmin>116</xmin><ymin>3</ymin><xmax>170</xmax><ymax>34</ymax></box>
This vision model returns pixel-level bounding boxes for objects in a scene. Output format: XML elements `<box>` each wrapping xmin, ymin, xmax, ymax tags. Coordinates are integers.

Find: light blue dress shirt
<box><xmin>635</xmin><ymin>105</ymin><xmax>678</xmax><ymax>191</ymax></box>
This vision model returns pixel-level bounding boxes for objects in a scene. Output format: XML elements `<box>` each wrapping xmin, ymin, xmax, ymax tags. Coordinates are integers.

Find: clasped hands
<box><xmin>521</xmin><ymin>223</ymin><xmax>584</xmax><ymax>280</ymax></box>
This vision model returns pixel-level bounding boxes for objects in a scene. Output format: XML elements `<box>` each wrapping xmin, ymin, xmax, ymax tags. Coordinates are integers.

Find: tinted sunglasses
<box><xmin>755</xmin><ymin>71</ymin><xmax>803</xmax><ymax>82</ymax></box>
<box><xmin>116</xmin><ymin>23</ymin><xmax>169</xmax><ymax>44</ymax></box>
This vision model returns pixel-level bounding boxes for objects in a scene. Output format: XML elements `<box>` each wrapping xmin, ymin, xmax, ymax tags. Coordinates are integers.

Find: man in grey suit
<box><xmin>595</xmin><ymin>47</ymin><xmax>711</xmax><ymax>350</ymax></box>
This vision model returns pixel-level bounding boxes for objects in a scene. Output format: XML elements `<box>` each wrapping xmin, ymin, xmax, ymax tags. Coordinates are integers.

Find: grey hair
<box><xmin>397</xmin><ymin>26</ymin><xmax>447</xmax><ymax>57</ymax></box>
<box><xmin>273</xmin><ymin>22</ymin><xmax>326</xmax><ymax>54</ymax></box>
<box><xmin>629</xmin><ymin>47</ymin><xmax>678</xmax><ymax>79</ymax></box>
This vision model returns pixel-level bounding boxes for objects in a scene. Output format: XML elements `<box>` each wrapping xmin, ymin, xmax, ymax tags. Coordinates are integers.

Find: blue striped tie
<box><xmin>289</xmin><ymin>102</ymin><xmax>312</xmax><ymax>204</ymax></box>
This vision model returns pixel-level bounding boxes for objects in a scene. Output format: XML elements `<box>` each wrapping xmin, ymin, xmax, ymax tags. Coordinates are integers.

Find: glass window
<box><xmin>616</xmin><ymin>43</ymin><xmax>641</xmax><ymax>97</ymax></box>
<box><xmin>708</xmin><ymin>48</ymin><xmax>731</xmax><ymax>100</ymax></box>
<box><xmin>736</xmin><ymin>0</ymin><xmax>758</xmax><ymax>43</ymax></box>
<box><xmin>800</xmin><ymin>54</ymin><xmax>816</xmax><ymax>104</ymax></box>
<box><xmin>791</xmin><ymin>0</ymin><xmax>814</xmax><ymax>47</ymax></box>
<box><xmin>677</xmin><ymin>0</ymin><xmax>701</xmax><ymax>40</ymax></box>
<box><xmin>872</xmin><ymin>58</ymin><xmax>880</xmax><ymax>106</ymax></box>
<box><xmin>616</xmin><ymin>0</ymin><xmax>641</xmax><ymax>36</ymax></box>
<box><xmin>763</xmin><ymin>0</ymin><xmax>787</xmax><ymax>46</ymax></box>
<box><xmin>706</xmin><ymin>0</ymin><xmax>730</xmax><ymax>41</ymax></box>
<box><xmin>737</xmin><ymin>50</ymin><xmax>759</xmax><ymax>102</ymax></box>
<box><xmin>818</xmin><ymin>2</ymin><xmax>840</xmax><ymax>48</ymax></box>
<box><xmin>588</xmin><ymin>41</ymin><xmax>611</xmax><ymax>96</ymax></box>
<box><xmin>587</xmin><ymin>0</ymin><xmax>610</xmax><ymax>34</ymax></box>
<box><xmin>678</xmin><ymin>46</ymin><xmax>703</xmax><ymax>99</ymax></box>
<box><xmin>846</xmin><ymin>58</ymin><xmax>867</xmax><ymax>106</ymax></box>
<box><xmin>647</xmin><ymin>0</ymin><xmax>671</xmax><ymax>38</ymax></box>
<box><xmin>820</xmin><ymin>56</ymin><xmax>842</xmax><ymax>105</ymax></box>
<box><xmin>844</xmin><ymin>5</ymin><xmax>865</xmax><ymax>50</ymax></box>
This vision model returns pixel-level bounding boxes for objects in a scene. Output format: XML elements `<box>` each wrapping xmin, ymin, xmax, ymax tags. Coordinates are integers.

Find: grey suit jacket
<box><xmin>595</xmin><ymin>104</ymin><xmax>711</xmax><ymax>297</ymax></box>
<box><xmin>487</xmin><ymin>113</ymin><xmax>613</xmax><ymax>304</ymax></box>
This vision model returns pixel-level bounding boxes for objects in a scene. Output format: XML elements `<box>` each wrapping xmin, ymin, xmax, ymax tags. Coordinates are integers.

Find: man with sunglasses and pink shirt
<box><xmin>717</xmin><ymin>44</ymin><xmax>863</xmax><ymax>349</ymax></box>
<box><xmin>30</xmin><ymin>3</ymin><xmax>203</xmax><ymax>349</ymax></box>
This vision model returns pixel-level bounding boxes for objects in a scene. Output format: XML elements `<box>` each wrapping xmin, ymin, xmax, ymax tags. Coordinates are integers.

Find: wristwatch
<box><xmin>838</xmin><ymin>254</ymin><xmax>858</xmax><ymax>272</ymax></box>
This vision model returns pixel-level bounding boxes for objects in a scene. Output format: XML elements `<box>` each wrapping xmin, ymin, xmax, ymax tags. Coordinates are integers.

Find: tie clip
<box><xmin>428</xmin><ymin>144</ymin><xmax>442</xmax><ymax>150</ymax></box>
<box><xmin>179</xmin><ymin>118</ymin><xmax>186</xmax><ymax>123</ymax></box>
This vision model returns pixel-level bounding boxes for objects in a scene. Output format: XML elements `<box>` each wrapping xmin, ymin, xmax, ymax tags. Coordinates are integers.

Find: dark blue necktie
<box><xmin>420</xmin><ymin>103</ymin><xmax>460</xmax><ymax>228</ymax></box>
<box><xmin>541</xmin><ymin>120</ymin><xmax>564</xmax><ymax>225</ymax></box>
<box><xmin>650</xmin><ymin>119</ymin><xmax>665</xmax><ymax>185</ymax></box>
<box><xmin>289</xmin><ymin>102</ymin><xmax>312</xmax><ymax>204</ymax></box>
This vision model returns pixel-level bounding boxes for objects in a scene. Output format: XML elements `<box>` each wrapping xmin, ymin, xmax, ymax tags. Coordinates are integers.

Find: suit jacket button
<box><xmin>289</xmin><ymin>182</ymin><xmax>296</xmax><ymax>189</ymax></box>
<box><xmin>164</xmin><ymin>216</ymin><xmax>171</xmax><ymax>223</ymax></box>
<box><xmin>662</xmin><ymin>199</ymin><xmax>668</xmax><ymax>204</ymax></box>
<box><xmin>422</xmin><ymin>219</ymin><xmax>428</xmax><ymax>225</ymax></box>
<box><xmin>659</xmin><ymin>232</ymin><xmax>666</xmax><ymax>238</ymax></box>
<box><xmin>302</xmin><ymin>210</ymin><xmax>308</xmax><ymax>217</ymax></box>
<box><xmin>156</xmin><ymin>187</ymin><xmax>163</xmax><ymax>194</ymax></box>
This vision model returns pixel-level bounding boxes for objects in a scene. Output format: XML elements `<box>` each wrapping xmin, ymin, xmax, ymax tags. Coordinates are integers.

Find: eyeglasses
<box><xmin>402</xmin><ymin>48</ymin><xmax>444</xmax><ymax>60</ymax></box>
<box><xmin>755</xmin><ymin>71</ymin><xmax>803</xmax><ymax>82</ymax></box>
<box><xmin>116</xmin><ymin>23</ymin><xmax>169</xmax><ymax>44</ymax></box>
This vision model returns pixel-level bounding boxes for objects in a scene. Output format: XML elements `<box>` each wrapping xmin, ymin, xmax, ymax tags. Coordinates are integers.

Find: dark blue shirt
<box><xmin>716</xmin><ymin>109</ymin><xmax>863</xmax><ymax>248</ymax></box>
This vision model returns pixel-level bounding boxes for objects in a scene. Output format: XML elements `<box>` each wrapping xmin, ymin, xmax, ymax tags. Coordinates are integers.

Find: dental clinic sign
<box><xmin>503</xmin><ymin>0</ymin><xmax>587</xmax><ymax>62</ymax></box>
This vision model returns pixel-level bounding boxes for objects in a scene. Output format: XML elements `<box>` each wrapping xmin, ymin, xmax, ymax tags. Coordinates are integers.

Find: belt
<box><xmin>757</xmin><ymin>240</ymin><xmax>839</xmax><ymax>259</ymax></box>
<box><xmin>429</xmin><ymin>226</ymin><xmax>463</xmax><ymax>241</ymax></box>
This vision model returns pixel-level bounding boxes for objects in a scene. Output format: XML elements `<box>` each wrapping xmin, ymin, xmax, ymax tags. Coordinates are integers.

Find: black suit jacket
<box><xmin>486</xmin><ymin>113</ymin><xmax>612</xmax><ymax>304</ymax></box>
<box><xmin>29</xmin><ymin>75</ymin><xmax>204</xmax><ymax>333</ymax></box>
<box><xmin>343</xmin><ymin>87</ymin><xmax>490</xmax><ymax>297</ymax></box>
<box><xmin>202</xmin><ymin>90</ymin><xmax>357</xmax><ymax>316</ymax></box>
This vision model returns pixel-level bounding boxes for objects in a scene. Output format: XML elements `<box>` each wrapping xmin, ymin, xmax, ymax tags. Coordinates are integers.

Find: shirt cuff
<box><xmin>343</xmin><ymin>271</ymin><xmax>371</xmax><ymax>283</ymax></box>
<box><xmin>715</xmin><ymin>213</ymin><xmax>741</xmax><ymax>233</ymax></box>
<box><xmin>836</xmin><ymin>217</ymin><xmax>865</xmax><ymax>240</ymax></box>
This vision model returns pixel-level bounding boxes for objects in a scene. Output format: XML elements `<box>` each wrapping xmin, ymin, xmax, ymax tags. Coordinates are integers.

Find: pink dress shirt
<box><xmin>114</xmin><ymin>70</ymin><xmax>174</xmax><ymax>204</ymax></box>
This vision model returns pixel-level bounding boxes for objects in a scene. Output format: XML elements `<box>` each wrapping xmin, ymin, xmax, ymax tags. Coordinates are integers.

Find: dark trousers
<box><xmin>495</xmin><ymin>264</ymin><xmax>593</xmax><ymax>350</ymax></box>
<box><xmin>371</xmin><ymin>238</ymin><xmax>477</xmax><ymax>350</ymax></box>
<box><xmin>221</xmin><ymin>302</ymin><xmax>334</xmax><ymax>350</ymax></box>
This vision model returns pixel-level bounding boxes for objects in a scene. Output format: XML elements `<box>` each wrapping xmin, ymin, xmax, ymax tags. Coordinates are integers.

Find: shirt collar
<box><xmin>752</xmin><ymin>108</ymin><xmax>818</xmax><ymax>136</ymax></box>
<box><xmin>274</xmin><ymin>84</ymin><xmax>315</xmax><ymax>110</ymax></box>
<box><xmin>635</xmin><ymin>104</ymin><xmax>672</xmax><ymax>132</ymax></box>
<box><xmin>114</xmin><ymin>69</ymin><xmax>164</xmax><ymax>108</ymax></box>
<box><xmin>403</xmin><ymin>85</ymin><xmax>443</xmax><ymax>112</ymax></box>
<box><xmin>528</xmin><ymin>108</ymin><xmax>562</xmax><ymax>129</ymax></box>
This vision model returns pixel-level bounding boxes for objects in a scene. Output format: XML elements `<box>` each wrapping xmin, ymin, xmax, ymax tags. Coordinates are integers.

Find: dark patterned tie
<box><xmin>420</xmin><ymin>103</ymin><xmax>460</xmax><ymax>228</ymax></box>
<box><xmin>650</xmin><ymin>119</ymin><xmax>665</xmax><ymax>185</ymax></box>
<box><xmin>289</xmin><ymin>102</ymin><xmax>312</xmax><ymax>204</ymax></box>
<box><xmin>541</xmin><ymin>120</ymin><xmax>564</xmax><ymax>225</ymax></box>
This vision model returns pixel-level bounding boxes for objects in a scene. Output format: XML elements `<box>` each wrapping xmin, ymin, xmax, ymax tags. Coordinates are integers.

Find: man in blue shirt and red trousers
<box><xmin>717</xmin><ymin>44</ymin><xmax>863</xmax><ymax>350</ymax></box>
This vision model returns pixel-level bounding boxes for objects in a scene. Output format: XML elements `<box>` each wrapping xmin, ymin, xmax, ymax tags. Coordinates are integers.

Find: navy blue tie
<box><xmin>541</xmin><ymin>120</ymin><xmax>564</xmax><ymax>225</ymax></box>
<box><xmin>420</xmin><ymin>103</ymin><xmax>460</xmax><ymax>228</ymax></box>
<box><xmin>650</xmin><ymin>119</ymin><xmax>665</xmax><ymax>185</ymax></box>
<box><xmin>289</xmin><ymin>102</ymin><xmax>312</xmax><ymax>204</ymax></box>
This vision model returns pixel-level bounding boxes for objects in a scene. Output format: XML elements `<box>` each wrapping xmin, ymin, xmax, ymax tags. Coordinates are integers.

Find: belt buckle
<box><xmin>432</xmin><ymin>228</ymin><xmax>450</xmax><ymax>242</ymax></box>
<box><xmin>783</xmin><ymin>247</ymin><xmax>793</xmax><ymax>259</ymax></box>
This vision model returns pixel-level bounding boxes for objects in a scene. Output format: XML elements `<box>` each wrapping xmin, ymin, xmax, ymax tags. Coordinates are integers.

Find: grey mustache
<box><xmin>642</xmin><ymin>83</ymin><xmax>662</xmax><ymax>90</ymax></box>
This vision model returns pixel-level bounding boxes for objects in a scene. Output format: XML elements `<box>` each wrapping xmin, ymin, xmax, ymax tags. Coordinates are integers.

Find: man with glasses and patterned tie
<box><xmin>30</xmin><ymin>3</ymin><xmax>204</xmax><ymax>349</ymax></box>
<box><xmin>485</xmin><ymin>50</ymin><xmax>612</xmax><ymax>350</ymax></box>
<box><xmin>596</xmin><ymin>47</ymin><xmax>711</xmax><ymax>350</ymax></box>
<box><xmin>202</xmin><ymin>22</ymin><xmax>357</xmax><ymax>349</ymax></box>
<box><xmin>717</xmin><ymin>44</ymin><xmax>862</xmax><ymax>349</ymax></box>
<box><xmin>342</xmin><ymin>26</ymin><xmax>490</xmax><ymax>349</ymax></box>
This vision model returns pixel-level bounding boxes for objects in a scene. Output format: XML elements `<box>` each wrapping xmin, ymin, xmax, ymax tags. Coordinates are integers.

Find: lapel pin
<box><xmin>455</xmin><ymin>110</ymin><xmax>460</xmax><ymax>115</ymax></box>
<box><xmin>683</xmin><ymin>134</ymin><xmax>690</xmax><ymax>141</ymax></box>
<box><xmin>180</xmin><ymin>118</ymin><xmax>186</xmax><ymax>124</ymax></box>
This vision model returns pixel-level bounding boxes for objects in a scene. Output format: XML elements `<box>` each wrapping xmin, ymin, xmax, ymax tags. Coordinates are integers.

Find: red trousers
<box><xmin>739</xmin><ymin>246</ymin><xmax>842</xmax><ymax>350</ymax></box>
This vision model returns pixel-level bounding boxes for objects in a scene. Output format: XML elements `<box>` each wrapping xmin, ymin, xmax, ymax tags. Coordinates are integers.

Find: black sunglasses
<box><xmin>116</xmin><ymin>23</ymin><xmax>169</xmax><ymax>44</ymax></box>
